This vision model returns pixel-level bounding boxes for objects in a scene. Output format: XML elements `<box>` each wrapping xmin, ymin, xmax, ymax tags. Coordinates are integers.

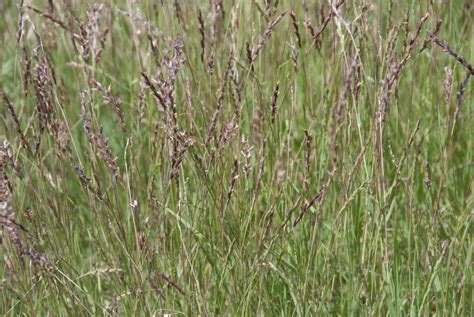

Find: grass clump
<box><xmin>0</xmin><ymin>0</ymin><xmax>472</xmax><ymax>315</ymax></box>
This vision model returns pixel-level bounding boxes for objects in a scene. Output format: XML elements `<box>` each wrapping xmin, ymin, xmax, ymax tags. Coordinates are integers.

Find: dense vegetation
<box><xmin>0</xmin><ymin>0</ymin><xmax>472</xmax><ymax>315</ymax></box>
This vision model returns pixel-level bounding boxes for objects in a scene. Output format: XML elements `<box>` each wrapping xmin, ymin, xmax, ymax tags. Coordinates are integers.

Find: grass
<box><xmin>0</xmin><ymin>0</ymin><xmax>472</xmax><ymax>315</ymax></box>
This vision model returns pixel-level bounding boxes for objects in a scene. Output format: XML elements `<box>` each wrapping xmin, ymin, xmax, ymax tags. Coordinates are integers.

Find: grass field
<box><xmin>0</xmin><ymin>0</ymin><xmax>473</xmax><ymax>315</ymax></box>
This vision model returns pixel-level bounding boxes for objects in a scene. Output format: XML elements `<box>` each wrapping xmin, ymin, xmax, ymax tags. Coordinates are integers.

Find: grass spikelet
<box><xmin>198</xmin><ymin>9</ymin><xmax>206</xmax><ymax>64</ymax></box>
<box><xmin>251</xmin><ymin>10</ymin><xmax>288</xmax><ymax>64</ymax></box>
<box><xmin>270</xmin><ymin>82</ymin><xmax>280</xmax><ymax>124</ymax></box>
<box><xmin>80</xmin><ymin>90</ymin><xmax>120</xmax><ymax>180</ymax></box>
<box><xmin>1</xmin><ymin>92</ymin><xmax>29</xmax><ymax>150</ymax></box>
<box><xmin>290</xmin><ymin>11</ymin><xmax>302</xmax><ymax>48</ymax></box>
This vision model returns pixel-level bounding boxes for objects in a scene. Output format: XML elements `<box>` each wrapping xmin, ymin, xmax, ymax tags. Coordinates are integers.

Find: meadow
<box><xmin>0</xmin><ymin>0</ymin><xmax>472</xmax><ymax>315</ymax></box>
